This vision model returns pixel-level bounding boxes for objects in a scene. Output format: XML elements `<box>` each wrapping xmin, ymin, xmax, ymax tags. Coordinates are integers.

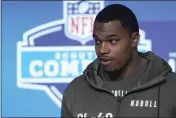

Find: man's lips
<box><xmin>99</xmin><ymin>57</ymin><xmax>113</xmax><ymax>66</ymax></box>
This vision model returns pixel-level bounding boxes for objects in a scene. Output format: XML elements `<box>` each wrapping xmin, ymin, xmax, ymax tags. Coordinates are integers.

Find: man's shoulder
<box><xmin>165</xmin><ymin>72</ymin><xmax>176</xmax><ymax>82</ymax></box>
<box><xmin>162</xmin><ymin>72</ymin><xmax>176</xmax><ymax>92</ymax></box>
<box><xmin>161</xmin><ymin>72</ymin><xmax>176</xmax><ymax>105</ymax></box>
<box><xmin>63</xmin><ymin>74</ymin><xmax>87</xmax><ymax>96</ymax></box>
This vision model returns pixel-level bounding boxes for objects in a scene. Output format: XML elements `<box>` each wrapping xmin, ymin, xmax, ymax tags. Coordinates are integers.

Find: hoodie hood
<box><xmin>83</xmin><ymin>51</ymin><xmax>172</xmax><ymax>88</ymax></box>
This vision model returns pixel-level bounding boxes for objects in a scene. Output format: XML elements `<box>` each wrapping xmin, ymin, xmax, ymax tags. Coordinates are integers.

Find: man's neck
<box><xmin>107</xmin><ymin>52</ymin><xmax>143</xmax><ymax>81</ymax></box>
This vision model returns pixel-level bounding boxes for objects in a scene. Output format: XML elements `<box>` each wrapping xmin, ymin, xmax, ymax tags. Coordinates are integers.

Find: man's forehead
<box><xmin>93</xmin><ymin>31</ymin><xmax>120</xmax><ymax>40</ymax></box>
<box><xmin>94</xmin><ymin>20</ymin><xmax>122</xmax><ymax>27</ymax></box>
<box><xmin>93</xmin><ymin>22</ymin><xmax>123</xmax><ymax>35</ymax></box>
<box><xmin>94</xmin><ymin>20</ymin><xmax>123</xmax><ymax>31</ymax></box>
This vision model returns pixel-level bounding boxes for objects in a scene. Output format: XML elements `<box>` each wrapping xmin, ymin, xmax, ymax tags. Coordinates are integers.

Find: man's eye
<box><xmin>95</xmin><ymin>40</ymin><xmax>101</xmax><ymax>44</ymax></box>
<box><xmin>109</xmin><ymin>39</ymin><xmax>117</xmax><ymax>44</ymax></box>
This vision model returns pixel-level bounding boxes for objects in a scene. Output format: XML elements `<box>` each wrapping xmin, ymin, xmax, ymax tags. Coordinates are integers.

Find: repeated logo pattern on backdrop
<box><xmin>16</xmin><ymin>0</ymin><xmax>176</xmax><ymax>114</ymax></box>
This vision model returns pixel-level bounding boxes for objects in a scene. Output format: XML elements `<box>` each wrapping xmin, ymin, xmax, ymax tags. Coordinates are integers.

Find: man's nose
<box><xmin>99</xmin><ymin>42</ymin><xmax>110</xmax><ymax>55</ymax></box>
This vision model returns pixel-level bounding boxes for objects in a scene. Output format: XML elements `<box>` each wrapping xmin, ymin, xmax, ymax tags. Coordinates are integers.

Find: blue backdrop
<box><xmin>2</xmin><ymin>1</ymin><xmax>176</xmax><ymax>117</ymax></box>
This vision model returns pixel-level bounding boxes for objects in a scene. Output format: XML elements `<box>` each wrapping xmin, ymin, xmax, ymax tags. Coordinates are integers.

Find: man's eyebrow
<box><xmin>106</xmin><ymin>34</ymin><xmax>119</xmax><ymax>38</ymax></box>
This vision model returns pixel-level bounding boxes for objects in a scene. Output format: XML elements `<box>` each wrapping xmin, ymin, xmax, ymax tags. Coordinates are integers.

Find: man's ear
<box><xmin>131</xmin><ymin>32</ymin><xmax>140</xmax><ymax>48</ymax></box>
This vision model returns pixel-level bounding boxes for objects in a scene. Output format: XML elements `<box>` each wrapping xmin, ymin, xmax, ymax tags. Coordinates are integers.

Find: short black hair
<box><xmin>95</xmin><ymin>4</ymin><xmax>139</xmax><ymax>34</ymax></box>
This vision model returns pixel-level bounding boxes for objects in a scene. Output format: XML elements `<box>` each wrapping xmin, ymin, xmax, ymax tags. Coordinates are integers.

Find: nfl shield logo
<box><xmin>64</xmin><ymin>1</ymin><xmax>105</xmax><ymax>45</ymax></box>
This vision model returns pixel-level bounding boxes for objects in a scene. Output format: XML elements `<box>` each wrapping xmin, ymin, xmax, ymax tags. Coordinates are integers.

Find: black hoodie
<box><xmin>61</xmin><ymin>52</ymin><xmax>176</xmax><ymax>117</ymax></box>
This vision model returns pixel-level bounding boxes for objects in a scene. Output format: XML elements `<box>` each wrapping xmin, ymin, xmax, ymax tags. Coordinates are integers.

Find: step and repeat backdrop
<box><xmin>2</xmin><ymin>1</ymin><xmax>176</xmax><ymax>117</ymax></box>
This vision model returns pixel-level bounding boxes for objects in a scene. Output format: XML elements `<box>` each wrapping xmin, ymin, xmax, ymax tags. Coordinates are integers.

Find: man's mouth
<box><xmin>99</xmin><ymin>57</ymin><xmax>113</xmax><ymax>66</ymax></box>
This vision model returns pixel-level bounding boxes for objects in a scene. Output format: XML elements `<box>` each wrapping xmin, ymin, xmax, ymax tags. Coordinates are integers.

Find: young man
<box><xmin>61</xmin><ymin>4</ymin><xmax>176</xmax><ymax>117</ymax></box>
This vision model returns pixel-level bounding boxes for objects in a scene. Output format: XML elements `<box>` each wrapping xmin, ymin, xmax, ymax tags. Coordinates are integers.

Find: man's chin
<box><xmin>101</xmin><ymin>65</ymin><xmax>118</xmax><ymax>72</ymax></box>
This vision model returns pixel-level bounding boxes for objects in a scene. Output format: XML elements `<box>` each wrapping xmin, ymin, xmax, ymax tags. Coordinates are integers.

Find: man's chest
<box><xmin>72</xmin><ymin>88</ymin><xmax>159</xmax><ymax>117</ymax></box>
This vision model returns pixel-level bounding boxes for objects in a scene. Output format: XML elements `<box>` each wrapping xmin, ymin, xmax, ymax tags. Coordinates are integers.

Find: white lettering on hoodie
<box><xmin>130</xmin><ymin>100</ymin><xmax>157</xmax><ymax>108</ymax></box>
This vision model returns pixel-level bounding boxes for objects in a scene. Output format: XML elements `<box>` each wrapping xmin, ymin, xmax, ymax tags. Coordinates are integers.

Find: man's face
<box><xmin>93</xmin><ymin>20</ymin><xmax>137</xmax><ymax>72</ymax></box>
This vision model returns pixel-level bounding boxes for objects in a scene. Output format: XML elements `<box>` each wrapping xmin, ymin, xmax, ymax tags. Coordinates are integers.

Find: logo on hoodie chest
<box><xmin>130</xmin><ymin>99</ymin><xmax>157</xmax><ymax>108</ymax></box>
<box><xmin>112</xmin><ymin>90</ymin><xmax>128</xmax><ymax>97</ymax></box>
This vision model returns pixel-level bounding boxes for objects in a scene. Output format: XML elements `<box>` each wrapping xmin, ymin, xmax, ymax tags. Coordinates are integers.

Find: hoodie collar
<box><xmin>83</xmin><ymin>51</ymin><xmax>172</xmax><ymax>88</ymax></box>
